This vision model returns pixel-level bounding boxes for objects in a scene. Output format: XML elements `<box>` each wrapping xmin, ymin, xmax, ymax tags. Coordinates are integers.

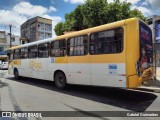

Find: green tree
<box><xmin>103</xmin><ymin>0</ymin><xmax>131</xmax><ymax>22</ymax></box>
<box><xmin>54</xmin><ymin>22</ymin><xmax>64</xmax><ymax>35</ymax></box>
<box><xmin>55</xmin><ymin>0</ymin><xmax>146</xmax><ymax>36</ymax></box>
<box><xmin>73</xmin><ymin>5</ymin><xmax>84</xmax><ymax>30</ymax></box>
<box><xmin>82</xmin><ymin>0</ymin><xmax>108</xmax><ymax>27</ymax></box>
<box><xmin>129</xmin><ymin>9</ymin><xmax>147</xmax><ymax>22</ymax></box>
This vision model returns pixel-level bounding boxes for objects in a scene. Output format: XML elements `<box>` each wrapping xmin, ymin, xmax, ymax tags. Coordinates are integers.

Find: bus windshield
<box><xmin>139</xmin><ymin>22</ymin><xmax>153</xmax><ymax>72</ymax></box>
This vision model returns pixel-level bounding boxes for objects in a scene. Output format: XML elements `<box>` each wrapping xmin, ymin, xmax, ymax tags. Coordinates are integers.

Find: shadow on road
<box><xmin>6</xmin><ymin>77</ymin><xmax>158</xmax><ymax>112</ymax></box>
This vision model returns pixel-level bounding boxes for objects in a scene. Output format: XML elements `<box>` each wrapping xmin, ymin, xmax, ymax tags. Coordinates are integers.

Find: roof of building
<box><xmin>36</xmin><ymin>16</ymin><xmax>52</xmax><ymax>21</ymax></box>
<box><xmin>0</xmin><ymin>31</ymin><xmax>5</xmax><ymax>33</ymax></box>
<box><xmin>147</xmin><ymin>15</ymin><xmax>160</xmax><ymax>21</ymax></box>
<box><xmin>21</xmin><ymin>16</ymin><xmax>52</xmax><ymax>26</ymax></box>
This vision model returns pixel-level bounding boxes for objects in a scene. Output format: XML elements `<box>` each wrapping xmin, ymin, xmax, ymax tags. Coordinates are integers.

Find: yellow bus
<box><xmin>8</xmin><ymin>18</ymin><xmax>153</xmax><ymax>89</ymax></box>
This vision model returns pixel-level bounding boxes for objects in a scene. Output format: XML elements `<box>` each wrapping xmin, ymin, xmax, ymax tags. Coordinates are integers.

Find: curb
<box><xmin>136</xmin><ymin>86</ymin><xmax>160</xmax><ymax>93</ymax></box>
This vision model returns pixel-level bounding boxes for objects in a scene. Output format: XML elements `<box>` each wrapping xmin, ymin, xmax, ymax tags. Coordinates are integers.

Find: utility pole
<box><xmin>9</xmin><ymin>24</ymin><xmax>12</xmax><ymax>48</ymax></box>
<box><xmin>5</xmin><ymin>24</ymin><xmax>16</xmax><ymax>48</ymax></box>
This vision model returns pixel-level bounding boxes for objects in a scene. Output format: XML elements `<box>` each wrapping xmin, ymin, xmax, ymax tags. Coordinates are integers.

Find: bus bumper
<box><xmin>140</xmin><ymin>67</ymin><xmax>154</xmax><ymax>85</ymax></box>
<box><xmin>128</xmin><ymin>68</ymin><xmax>153</xmax><ymax>88</ymax></box>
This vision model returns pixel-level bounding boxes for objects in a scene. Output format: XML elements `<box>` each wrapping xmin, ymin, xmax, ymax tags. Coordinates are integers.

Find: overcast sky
<box><xmin>0</xmin><ymin>0</ymin><xmax>159</xmax><ymax>37</ymax></box>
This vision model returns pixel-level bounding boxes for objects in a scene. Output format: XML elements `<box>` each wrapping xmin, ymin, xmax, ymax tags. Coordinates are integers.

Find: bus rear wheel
<box><xmin>55</xmin><ymin>72</ymin><xmax>67</xmax><ymax>89</ymax></box>
<box><xmin>14</xmin><ymin>69</ymin><xmax>19</xmax><ymax>80</ymax></box>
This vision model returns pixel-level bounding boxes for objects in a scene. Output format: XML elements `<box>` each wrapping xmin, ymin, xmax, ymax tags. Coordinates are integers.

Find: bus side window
<box><xmin>90</xmin><ymin>28</ymin><xmax>123</xmax><ymax>55</ymax></box>
<box><xmin>21</xmin><ymin>47</ymin><xmax>28</xmax><ymax>59</ymax></box>
<box><xmin>50</xmin><ymin>40</ymin><xmax>66</xmax><ymax>57</ymax></box>
<box><xmin>28</xmin><ymin>45</ymin><xmax>37</xmax><ymax>58</ymax></box>
<box><xmin>13</xmin><ymin>49</ymin><xmax>20</xmax><ymax>59</ymax></box>
<box><xmin>67</xmin><ymin>35</ymin><xmax>88</xmax><ymax>56</ymax></box>
<box><xmin>38</xmin><ymin>43</ymin><xmax>49</xmax><ymax>58</ymax></box>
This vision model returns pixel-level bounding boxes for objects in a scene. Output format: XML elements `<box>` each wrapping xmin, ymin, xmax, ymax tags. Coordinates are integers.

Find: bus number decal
<box><xmin>108</xmin><ymin>64</ymin><xmax>117</xmax><ymax>75</ymax></box>
<box><xmin>51</xmin><ymin>57</ymin><xmax>54</xmax><ymax>63</ymax></box>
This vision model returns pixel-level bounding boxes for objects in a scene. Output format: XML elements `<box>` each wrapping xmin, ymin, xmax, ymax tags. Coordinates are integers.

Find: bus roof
<box><xmin>8</xmin><ymin>18</ymin><xmax>140</xmax><ymax>50</ymax></box>
<box><xmin>8</xmin><ymin>37</ymin><xmax>54</xmax><ymax>50</ymax></box>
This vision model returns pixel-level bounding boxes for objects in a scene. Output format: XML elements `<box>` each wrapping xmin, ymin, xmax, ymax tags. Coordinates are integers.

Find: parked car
<box><xmin>0</xmin><ymin>62</ymin><xmax>8</xmax><ymax>70</ymax></box>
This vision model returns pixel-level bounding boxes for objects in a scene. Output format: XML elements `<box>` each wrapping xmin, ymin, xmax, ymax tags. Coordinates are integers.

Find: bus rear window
<box><xmin>139</xmin><ymin>22</ymin><xmax>153</xmax><ymax>71</ymax></box>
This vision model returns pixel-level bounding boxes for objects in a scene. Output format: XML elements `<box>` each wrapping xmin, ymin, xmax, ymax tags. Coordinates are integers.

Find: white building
<box><xmin>0</xmin><ymin>31</ymin><xmax>6</xmax><ymax>40</ymax></box>
<box><xmin>6</xmin><ymin>34</ymin><xmax>20</xmax><ymax>47</ymax></box>
<box><xmin>0</xmin><ymin>31</ymin><xmax>7</xmax><ymax>61</ymax></box>
<box><xmin>0</xmin><ymin>31</ymin><xmax>20</xmax><ymax>61</ymax></box>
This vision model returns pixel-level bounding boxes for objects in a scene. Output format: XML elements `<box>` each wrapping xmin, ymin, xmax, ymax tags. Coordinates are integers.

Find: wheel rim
<box><xmin>14</xmin><ymin>71</ymin><xmax>19</xmax><ymax>79</ymax></box>
<box><xmin>56</xmin><ymin>73</ymin><xmax>66</xmax><ymax>88</ymax></box>
<box><xmin>58</xmin><ymin>76</ymin><xmax>64</xmax><ymax>86</ymax></box>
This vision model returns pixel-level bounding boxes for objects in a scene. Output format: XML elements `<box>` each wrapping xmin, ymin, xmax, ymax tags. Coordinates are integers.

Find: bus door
<box><xmin>19</xmin><ymin>47</ymin><xmax>30</xmax><ymax>77</ymax></box>
<box><xmin>32</xmin><ymin>43</ymin><xmax>50</xmax><ymax>80</ymax></box>
<box><xmin>67</xmin><ymin>36</ymin><xmax>90</xmax><ymax>85</ymax></box>
<box><xmin>90</xmin><ymin>28</ymin><xmax>125</xmax><ymax>87</ymax></box>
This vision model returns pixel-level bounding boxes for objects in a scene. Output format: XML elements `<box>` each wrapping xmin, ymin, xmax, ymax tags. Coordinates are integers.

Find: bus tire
<box><xmin>55</xmin><ymin>72</ymin><xmax>67</xmax><ymax>89</ymax></box>
<box><xmin>14</xmin><ymin>69</ymin><xmax>19</xmax><ymax>80</ymax></box>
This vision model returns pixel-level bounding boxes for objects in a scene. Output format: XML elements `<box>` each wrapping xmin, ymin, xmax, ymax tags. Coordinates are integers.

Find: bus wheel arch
<box><xmin>14</xmin><ymin>68</ymin><xmax>19</xmax><ymax>80</ymax></box>
<box><xmin>54</xmin><ymin>70</ymin><xmax>67</xmax><ymax>89</ymax></box>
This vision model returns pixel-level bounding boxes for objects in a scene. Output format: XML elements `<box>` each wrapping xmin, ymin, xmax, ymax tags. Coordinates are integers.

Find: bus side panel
<box><xmin>90</xmin><ymin>62</ymin><xmax>126</xmax><ymax>87</ymax></box>
<box><xmin>18</xmin><ymin>59</ymin><xmax>46</xmax><ymax>79</ymax></box>
<box><xmin>9</xmin><ymin>60</ymin><xmax>21</xmax><ymax>76</ymax></box>
<box><xmin>20</xmin><ymin>59</ymin><xmax>31</xmax><ymax>77</ymax></box>
<box><xmin>126</xmin><ymin>19</ymin><xmax>141</xmax><ymax>88</ymax></box>
<box><xmin>67</xmin><ymin>55</ymin><xmax>90</xmax><ymax>85</ymax></box>
<box><xmin>46</xmin><ymin>56</ymin><xmax>68</xmax><ymax>81</ymax></box>
<box><xmin>90</xmin><ymin>26</ymin><xmax>127</xmax><ymax>88</ymax></box>
<box><xmin>27</xmin><ymin>58</ymin><xmax>48</xmax><ymax>80</ymax></box>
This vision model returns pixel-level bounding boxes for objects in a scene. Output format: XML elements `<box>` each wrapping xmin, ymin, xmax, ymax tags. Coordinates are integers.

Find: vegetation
<box><xmin>55</xmin><ymin>0</ymin><xmax>146</xmax><ymax>36</ymax></box>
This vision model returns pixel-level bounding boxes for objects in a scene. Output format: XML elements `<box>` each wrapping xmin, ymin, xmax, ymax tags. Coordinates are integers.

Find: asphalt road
<box><xmin>0</xmin><ymin>70</ymin><xmax>160</xmax><ymax>120</ymax></box>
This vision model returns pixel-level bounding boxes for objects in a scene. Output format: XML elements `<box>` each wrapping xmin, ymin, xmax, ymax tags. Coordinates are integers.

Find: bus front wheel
<box><xmin>14</xmin><ymin>69</ymin><xmax>19</xmax><ymax>80</ymax></box>
<box><xmin>55</xmin><ymin>72</ymin><xmax>67</xmax><ymax>89</ymax></box>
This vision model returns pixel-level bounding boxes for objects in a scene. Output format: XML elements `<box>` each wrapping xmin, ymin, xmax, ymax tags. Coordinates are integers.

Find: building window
<box><xmin>38</xmin><ymin>22</ymin><xmax>44</xmax><ymax>31</ymax></box>
<box><xmin>38</xmin><ymin>32</ymin><xmax>44</xmax><ymax>40</ymax></box>
<box><xmin>67</xmin><ymin>35</ymin><xmax>88</xmax><ymax>56</ymax></box>
<box><xmin>11</xmin><ymin>37</ymin><xmax>15</xmax><ymax>42</ymax></box>
<box><xmin>45</xmin><ymin>24</ymin><xmax>52</xmax><ymax>31</ymax></box>
<box><xmin>50</xmin><ymin>40</ymin><xmax>66</xmax><ymax>57</ymax></box>
<box><xmin>90</xmin><ymin>28</ymin><xmax>123</xmax><ymax>54</ymax></box>
<box><xmin>38</xmin><ymin>43</ymin><xmax>49</xmax><ymax>58</ymax></box>
<box><xmin>45</xmin><ymin>33</ymin><xmax>51</xmax><ymax>38</ymax></box>
<box><xmin>13</xmin><ymin>49</ymin><xmax>20</xmax><ymax>59</ymax></box>
<box><xmin>20</xmin><ymin>47</ymin><xmax>28</xmax><ymax>59</ymax></box>
<box><xmin>28</xmin><ymin>45</ymin><xmax>37</xmax><ymax>58</ymax></box>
